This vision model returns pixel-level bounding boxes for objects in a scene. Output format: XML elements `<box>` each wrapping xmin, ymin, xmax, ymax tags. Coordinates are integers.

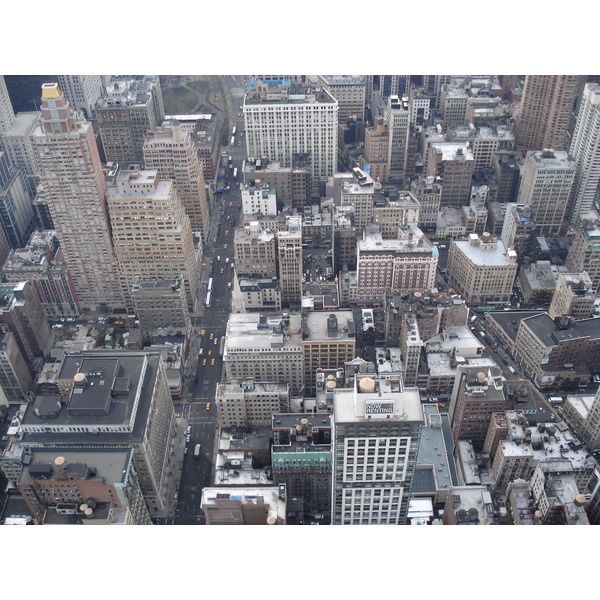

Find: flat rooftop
<box><xmin>452</xmin><ymin>237</ymin><xmax>515</xmax><ymax>266</ymax></box>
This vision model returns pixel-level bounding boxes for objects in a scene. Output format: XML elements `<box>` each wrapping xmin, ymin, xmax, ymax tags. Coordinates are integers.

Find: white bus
<box><xmin>232</xmin><ymin>126</ymin><xmax>236</xmax><ymax>136</ymax></box>
<box><xmin>549</xmin><ymin>396</ymin><xmax>564</xmax><ymax>405</ymax></box>
<box><xmin>233</xmin><ymin>167</ymin><xmax>238</xmax><ymax>180</ymax></box>
<box><xmin>230</xmin><ymin>136</ymin><xmax>235</xmax><ymax>146</ymax></box>
<box><xmin>207</xmin><ymin>277</ymin><xmax>213</xmax><ymax>292</ymax></box>
<box><xmin>205</xmin><ymin>290</ymin><xmax>212</xmax><ymax>308</ymax></box>
<box><xmin>194</xmin><ymin>444</ymin><xmax>201</xmax><ymax>457</ymax></box>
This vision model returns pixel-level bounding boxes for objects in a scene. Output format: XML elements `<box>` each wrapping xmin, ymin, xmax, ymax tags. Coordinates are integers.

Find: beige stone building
<box><xmin>143</xmin><ymin>120</ymin><xmax>209</xmax><ymax>243</ymax></box>
<box><xmin>548</xmin><ymin>272</ymin><xmax>595</xmax><ymax>320</ymax></box>
<box><xmin>105</xmin><ymin>168</ymin><xmax>200</xmax><ymax>312</ymax></box>
<box><xmin>566</xmin><ymin>219</ymin><xmax>600</xmax><ymax>294</ymax></box>
<box><xmin>234</xmin><ymin>223</ymin><xmax>277</xmax><ymax>279</ymax></box>
<box><xmin>277</xmin><ymin>216</ymin><xmax>303</xmax><ymax>306</ymax></box>
<box><xmin>446</xmin><ymin>233</ymin><xmax>518</xmax><ymax>305</ymax></box>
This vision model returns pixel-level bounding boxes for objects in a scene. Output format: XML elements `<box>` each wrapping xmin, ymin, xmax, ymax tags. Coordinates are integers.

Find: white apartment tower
<box><xmin>105</xmin><ymin>168</ymin><xmax>200</xmax><ymax>312</ymax></box>
<box><xmin>244</xmin><ymin>80</ymin><xmax>338</xmax><ymax>178</ymax></box>
<box><xmin>143</xmin><ymin>120</ymin><xmax>209</xmax><ymax>243</ymax></box>
<box><xmin>29</xmin><ymin>83</ymin><xmax>126</xmax><ymax>311</ymax></box>
<box><xmin>567</xmin><ymin>83</ymin><xmax>600</xmax><ymax>225</ymax></box>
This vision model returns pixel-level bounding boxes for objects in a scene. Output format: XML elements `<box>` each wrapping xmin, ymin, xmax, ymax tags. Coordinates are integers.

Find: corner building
<box><xmin>332</xmin><ymin>374</ymin><xmax>423</xmax><ymax>525</ymax></box>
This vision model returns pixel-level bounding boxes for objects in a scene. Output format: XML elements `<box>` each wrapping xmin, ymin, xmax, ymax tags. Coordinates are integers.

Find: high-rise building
<box><xmin>1</xmin><ymin>230</ymin><xmax>81</xmax><ymax>317</ymax></box>
<box><xmin>272</xmin><ymin>413</ymin><xmax>332</xmax><ymax>518</ymax></box>
<box><xmin>386</xmin><ymin>95</ymin><xmax>410</xmax><ymax>180</ymax></box>
<box><xmin>96</xmin><ymin>76</ymin><xmax>165</xmax><ymax>163</ymax></box>
<box><xmin>19</xmin><ymin>350</ymin><xmax>177</xmax><ymax>517</ymax></box>
<box><xmin>216</xmin><ymin>380</ymin><xmax>290</xmax><ymax>429</ymax></box>
<box><xmin>427</xmin><ymin>143</ymin><xmax>475</xmax><ymax>207</ymax></box>
<box><xmin>301</xmin><ymin>311</ymin><xmax>356</xmax><ymax>396</ymax></box>
<box><xmin>244</xmin><ymin>78</ymin><xmax>338</xmax><ymax>178</ymax></box>
<box><xmin>516</xmin><ymin>149</ymin><xmax>576</xmax><ymax>235</ymax></box>
<box><xmin>515</xmin><ymin>75</ymin><xmax>583</xmax><ymax>152</ymax></box>
<box><xmin>317</xmin><ymin>76</ymin><xmax>366</xmax><ymax>124</ymax></box>
<box><xmin>446</xmin><ymin>233</ymin><xmax>518</xmax><ymax>305</ymax></box>
<box><xmin>276</xmin><ymin>216</ymin><xmax>303</xmax><ymax>306</ymax></box>
<box><xmin>331</xmin><ymin>373</ymin><xmax>423</xmax><ymax>525</ymax></box>
<box><xmin>493</xmin><ymin>151</ymin><xmax>523</xmax><ymax>203</ymax></box>
<box><xmin>223</xmin><ymin>312</ymin><xmax>304</xmax><ymax>394</ymax></box>
<box><xmin>450</xmin><ymin>366</ymin><xmax>506</xmax><ymax>451</ymax></box>
<box><xmin>57</xmin><ymin>75</ymin><xmax>104</xmax><ymax>120</ymax></box>
<box><xmin>0</xmin><ymin>76</ymin><xmax>15</xmax><ymax>133</ymax></box>
<box><xmin>131</xmin><ymin>279</ymin><xmax>191</xmax><ymax>344</ymax></box>
<box><xmin>143</xmin><ymin>120</ymin><xmax>209</xmax><ymax>242</ymax></box>
<box><xmin>105</xmin><ymin>167</ymin><xmax>200</xmax><ymax>312</ymax></box>
<box><xmin>500</xmin><ymin>203</ymin><xmax>536</xmax><ymax>257</ymax></box>
<box><xmin>567</xmin><ymin>83</ymin><xmax>600</xmax><ymax>225</ymax></box>
<box><xmin>565</xmin><ymin>218</ymin><xmax>600</xmax><ymax>294</ymax></box>
<box><xmin>401</xmin><ymin>313</ymin><xmax>423</xmax><ymax>387</ymax></box>
<box><xmin>234</xmin><ymin>223</ymin><xmax>277</xmax><ymax>278</ymax></box>
<box><xmin>16</xmin><ymin>447</ymin><xmax>152</xmax><ymax>525</ymax></box>
<box><xmin>0</xmin><ymin>324</ymin><xmax>34</xmax><ymax>403</ymax></box>
<box><xmin>29</xmin><ymin>83</ymin><xmax>126</xmax><ymax>311</ymax></box>
<box><xmin>355</xmin><ymin>228</ymin><xmax>438</xmax><ymax>304</ymax></box>
<box><xmin>0</xmin><ymin>150</ymin><xmax>35</xmax><ymax>248</ymax></box>
<box><xmin>361</xmin><ymin>116</ymin><xmax>390</xmax><ymax>183</ymax></box>
<box><xmin>548</xmin><ymin>272</ymin><xmax>595</xmax><ymax>320</ymax></box>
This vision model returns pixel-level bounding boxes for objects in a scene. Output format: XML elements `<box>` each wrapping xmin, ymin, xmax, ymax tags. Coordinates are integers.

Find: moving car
<box><xmin>211</xmin><ymin>359</ymin><xmax>215</xmax><ymax>366</ymax></box>
<box><xmin>206</xmin><ymin>403</ymin><xmax>211</xmax><ymax>411</ymax></box>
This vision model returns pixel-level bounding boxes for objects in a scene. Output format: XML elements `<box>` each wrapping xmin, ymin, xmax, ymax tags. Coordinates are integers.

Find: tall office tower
<box><xmin>421</xmin><ymin>75</ymin><xmax>453</xmax><ymax>109</ymax></box>
<box><xmin>446</xmin><ymin>233</ymin><xmax>518</xmax><ymax>305</ymax></box>
<box><xmin>57</xmin><ymin>76</ymin><xmax>104</xmax><ymax>120</ymax></box>
<box><xmin>143</xmin><ymin>121</ymin><xmax>209</xmax><ymax>243</ymax></box>
<box><xmin>0</xmin><ymin>325</ymin><xmax>34</xmax><ymax>402</ymax></box>
<box><xmin>105</xmin><ymin>168</ymin><xmax>199</xmax><ymax>312</ymax></box>
<box><xmin>16</xmin><ymin>447</ymin><xmax>152</xmax><ymax>525</ymax></box>
<box><xmin>272</xmin><ymin>413</ymin><xmax>332</xmax><ymax>518</ymax></box>
<box><xmin>355</xmin><ymin>228</ymin><xmax>438</xmax><ymax>304</ymax></box>
<box><xmin>301</xmin><ymin>311</ymin><xmax>356</xmax><ymax>396</ymax></box>
<box><xmin>361</xmin><ymin>116</ymin><xmax>390</xmax><ymax>182</ymax></box>
<box><xmin>96</xmin><ymin>76</ymin><xmax>165</xmax><ymax>163</ymax></box>
<box><xmin>386</xmin><ymin>95</ymin><xmax>410</xmax><ymax>180</ymax></box>
<box><xmin>567</xmin><ymin>83</ymin><xmax>600</xmax><ymax>225</ymax></box>
<box><xmin>19</xmin><ymin>351</ymin><xmax>177</xmax><ymax>517</ymax></box>
<box><xmin>317</xmin><ymin>76</ymin><xmax>366</xmax><ymax>124</ymax></box>
<box><xmin>244</xmin><ymin>78</ymin><xmax>338</xmax><ymax>178</ymax></box>
<box><xmin>369</xmin><ymin>75</ymin><xmax>411</xmax><ymax>100</ymax></box>
<box><xmin>277</xmin><ymin>216</ymin><xmax>303</xmax><ymax>306</ymax></box>
<box><xmin>450</xmin><ymin>365</ymin><xmax>506</xmax><ymax>451</ymax></box>
<box><xmin>29</xmin><ymin>83</ymin><xmax>126</xmax><ymax>312</ymax></box>
<box><xmin>131</xmin><ymin>279</ymin><xmax>191</xmax><ymax>344</ymax></box>
<box><xmin>1</xmin><ymin>230</ymin><xmax>81</xmax><ymax>317</ymax></box>
<box><xmin>401</xmin><ymin>313</ymin><xmax>423</xmax><ymax>387</ymax></box>
<box><xmin>222</xmin><ymin>312</ymin><xmax>304</xmax><ymax>394</ymax></box>
<box><xmin>566</xmin><ymin>219</ymin><xmax>600</xmax><ymax>294</ymax></box>
<box><xmin>493</xmin><ymin>151</ymin><xmax>523</xmax><ymax>203</ymax></box>
<box><xmin>3</xmin><ymin>76</ymin><xmax>57</xmax><ymax>113</ymax></box>
<box><xmin>0</xmin><ymin>151</ymin><xmax>34</xmax><ymax>248</ymax></box>
<box><xmin>331</xmin><ymin>374</ymin><xmax>423</xmax><ymax>525</ymax></box>
<box><xmin>0</xmin><ymin>76</ymin><xmax>15</xmax><ymax>133</ymax></box>
<box><xmin>216</xmin><ymin>380</ymin><xmax>290</xmax><ymax>428</ymax></box>
<box><xmin>234</xmin><ymin>223</ymin><xmax>277</xmax><ymax>278</ymax></box>
<box><xmin>339</xmin><ymin>169</ymin><xmax>376</xmax><ymax>229</ymax></box>
<box><xmin>427</xmin><ymin>143</ymin><xmax>475</xmax><ymax>207</ymax></box>
<box><xmin>516</xmin><ymin>149</ymin><xmax>576</xmax><ymax>235</ymax></box>
<box><xmin>0</xmin><ymin>111</ymin><xmax>41</xmax><ymax>194</ymax></box>
<box><xmin>440</xmin><ymin>84</ymin><xmax>469</xmax><ymax>130</ymax></box>
<box><xmin>412</xmin><ymin>177</ymin><xmax>442</xmax><ymax>230</ymax></box>
<box><xmin>514</xmin><ymin>75</ymin><xmax>583</xmax><ymax>151</ymax></box>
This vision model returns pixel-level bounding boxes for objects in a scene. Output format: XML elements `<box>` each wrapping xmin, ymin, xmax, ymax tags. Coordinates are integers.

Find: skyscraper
<box><xmin>515</xmin><ymin>75</ymin><xmax>582</xmax><ymax>151</ymax></box>
<box><xmin>331</xmin><ymin>374</ymin><xmax>423</xmax><ymax>525</ymax></box>
<box><xmin>143</xmin><ymin>120</ymin><xmax>209</xmax><ymax>243</ymax></box>
<box><xmin>0</xmin><ymin>75</ymin><xmax>15</xmax><ymax>133</ymax></box>
<box><xmin>105</xmin><ymin>167</ymin><xmax>200</xmax><ymax>312</ymax></box>
<box><xmin>29</xmin><ymin>83</ymin><xmax>126</xmax><ymax>311</ymax></box>
<box><xmin>276</xmin><ymin>216</ymin><xmax>303</xmax><ymax>306</ymax></box>
<box><xmin>244</xmin><ymin>78</ymin><xmax>338</xmax><ymax>178</ymax></box>
<box><xmin>57</xmin><ymin>75</ymin><xmax>104</xmax><ymax>120</ymax></box>
<box><xmin>567</xmin><ymin>83</ymin><xmax>600</xmax><ymax>225</ymax></box>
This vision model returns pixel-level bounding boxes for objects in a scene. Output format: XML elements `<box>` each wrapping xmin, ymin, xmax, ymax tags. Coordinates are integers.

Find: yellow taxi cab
<box><xmin>211</xmin><ymin>358</ymin><xmax>215</xmax><ymax>366</ymax></box>
<box><xmin>225</xmin><ymin>230</ymin><xmax>229</xmax><ymax>236</ymax></box>
<box><xmin>223</xmin><ymin>244</ymin><xmax>228</xmax><ymax>249</ymax></box>
<box><xmin>220</xmin><ymin>267</ymin><xmax>224</xmax><ymax>274</ymax></box>
<box><xmin>206</xmin><ymin>402</ymin><xmax>211</xmax><ymax>411</ymax></box>
<box><xmin>200</xmin><ymin>329</ymin><xmax>206</xmax><ymax>337</ymax></box>
<box><xmin>209</xmin><ymin>332</ymin><xmax>214</xmax><ymax>340</ymax></box>
<box><xmin>202</xmin><ymin>358</ymin><xmax>207</xmax><ymax>366</ymax></box>
<box><xmin>208</xmin><ymin>350</ymin><xmax>212</xmax><ymax>356</ymax></box>
<box><xmin>229</xmin><ymin>202</ymin><xmax>233</xmax><ymax>207</ymax></box>
<box><xmin>175</xmin><ymin>413</ymin><xmax>181</xmax><ymax>418</ymax></box>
